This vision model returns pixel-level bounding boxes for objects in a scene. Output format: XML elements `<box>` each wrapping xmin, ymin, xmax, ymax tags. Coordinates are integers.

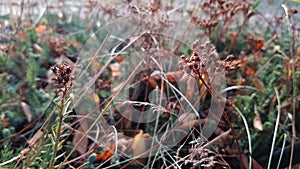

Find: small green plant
<box><xmin>1</xmin><ymin>128</ymin><xmax>14</xmax><ymax>168</ymax></box>
<box><xmin>49</xmin><ymin>64</ymin><xmax>73</xmax><ymax>168</ymax></box>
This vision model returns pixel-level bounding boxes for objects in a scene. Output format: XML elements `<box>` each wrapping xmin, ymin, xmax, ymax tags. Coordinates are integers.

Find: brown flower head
<box><xmin>179</xmin><ymin>40</ymin><xmax>219</xmax><ymax>84</ymax></box>
<box><xmin>51</xmin><ymin>64</ymin><xmax>73</xmax><ymax>95</ymax></box>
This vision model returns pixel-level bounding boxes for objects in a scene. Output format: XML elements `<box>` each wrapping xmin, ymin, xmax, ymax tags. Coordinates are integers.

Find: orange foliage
<box><xmin>35</xmin><ymin>25</ymin><xmax>47</xmax><ymax>34</ymax></box>
<box><xmin>96</xmin><ymin>143</ymin><xmax>115</xmax><ymax>161</ymax></box>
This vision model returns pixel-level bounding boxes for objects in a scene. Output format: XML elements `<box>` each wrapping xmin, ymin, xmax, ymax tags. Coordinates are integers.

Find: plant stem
<box><xmin>197</xmin><ymin>70</ymin><xmax>244</xmax><ymax>169</ymax></box>
<box><xmin>289</xmin><ymin>27</ymin><xmax>296</xmax><ymax>169</ymax></box>
<box><xmin>267</xmin><ymin>88</ymin><xmax>281</xmax><ymax>169</ymax></box>
<box><xmin>49</xmin><ymin>93</ymin><xmax>65</xmax><ymax>169</ymax></box>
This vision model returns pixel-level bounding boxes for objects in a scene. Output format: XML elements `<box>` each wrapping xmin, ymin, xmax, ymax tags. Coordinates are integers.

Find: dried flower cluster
<box><xmin>192</xmin><ymin>0</ymin><xmax>252</xmax><ymax>28</ymax></box>
<box><xmin>128</xmin><ymin>2</ymin><xmax>158</xmax><ymax>15</ymax></box>
<box><xmin>51</xmin><ymin>64</ymin><xmax>73</xmax><ymax>95</ymax></box>
<box><xmin>179</xmin><ymin>40</ymin><xmax>219</xmax><ymax>82</ymax></box>
<box><xmin>219</xmin><ymin>54</ymin><xmax>241</xmax><ymax>71</ymax></box>
<box><xmin>179</xmin><ymin>39</ymin><xmax>241</xmax><ymax>72</ymax></box>
<box><xmin>185</xmin><ymin>138</ymin><xmax>216</xmax><ymax>169</ymax></box>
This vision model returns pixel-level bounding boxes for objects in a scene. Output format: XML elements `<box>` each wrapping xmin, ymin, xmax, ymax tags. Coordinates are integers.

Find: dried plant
<box><xmin>175</xmin><ymin>137</ymin><xmax>229</xmax><ymax>169</ymax></box>
<box><xmin>179</xmin><ymin>40</ymin><xmax>219</xmax><ymax>80</ymax></box>
<box><xmin>186</xmin><ymin>138</ymin><xmax>216</xmax><ymax>169</ymax></box>
<box><xmin>51</xmin><ymin>64</ymin><xmax>73</xmax><ymax>95</ymax></box>
<box><xmin>49</xmin><ymin>63</ymin><xmax>73</xmax><ymax>168</ymax></box>
<box><xmin>219</xmin><ymin>55</ymin><xmax>241</xmax><ymax>71</ymax></box>
<box><xmin>179</xmin><ymin>39</ymin><xmax>244</xmax><ymax>168</ymax></box>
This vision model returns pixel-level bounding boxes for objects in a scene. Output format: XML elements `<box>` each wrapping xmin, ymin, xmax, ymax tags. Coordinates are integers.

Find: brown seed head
<box><xmin>51</xmin><ymin>64</ymin><xmax>73</xmax><ymax>95</ymax></box>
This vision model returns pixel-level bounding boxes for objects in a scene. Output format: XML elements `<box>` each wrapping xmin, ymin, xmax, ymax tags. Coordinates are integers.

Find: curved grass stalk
<box><xmin>276</xmin><ymin>134</ymin><xmax>287</xmax><ymax>169</ymax></box>
<box><xmin>267</xmin><ymin>88</ymin><xmax>281</xmax><ymax>169</ymax></box>
<box><xmin>220</xmin><ymin>85</ymin><xmax>258</xmax><ymax>94</ymax></box>
<box><xmin>234</xmin><ymin>106</ymin><xmax>252</xmax><ymax>169</ymax></box>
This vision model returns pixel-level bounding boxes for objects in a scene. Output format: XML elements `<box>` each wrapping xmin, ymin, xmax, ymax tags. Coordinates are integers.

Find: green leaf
<box><xmin>1</xmin><ymin>128</ymin><xmax>12</xmax><ymax>138</ymax></box>
<box><xmin>0</xmin><ymin>14</ymin><xmax>10</xmax><ymax>20</ymax></box>
<box><xmin>253</xmin><ymin>2</ymin><xmax>260</xmax><ymax>10</ymax></box>
<box><xmin>55</xmin><ymin>119</ymin><xmax>60</xmax><ymax>133</ymax></box>
<box><xmin>58</xmin><ymin>140</ymin><xmax>64</xmax><ymax>151</ymax></box>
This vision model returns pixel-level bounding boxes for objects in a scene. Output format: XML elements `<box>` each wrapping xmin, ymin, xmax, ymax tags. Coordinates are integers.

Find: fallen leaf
<box><xmin>132</xmin><ymin>130</ymin><xmax>144</xmax><ymax>155</ymax></box>
<box><xmin>92</xmin><ymin>60</ymin><xmax>101</xmax><ymax>69</ymax></box>
<box><xmin>33</xmin><ymin>43</ymin><xmax>44</xmax><ymax>53</ymax></box>
<box><xmin>253</xmin><ymin>77</ymin><xmax>264</xmax><ymax>91</ymax></box>
<box><xmin>186</xmin><ymin>76</ymin><xmax>195</xmax><ymax>101</ymax></box>
<box><xmin>72</xmin><ymin>118</ymin><xmax>89</xmax><ymax>155</ymax></box>
<box><xmin>241</xmin><ymin>154</ymin><xmax>263</xmax><ymax>169</ymax></box>
<box><xmin>17</xmin><ymin>31</ymin><xmax>27</xmax><ymax>40</ymax></box>
<box><xmin>253</xmin><ymin>104</ymin><xmax>263</xmax><ymax>131</ymax></box>
<box><xmin>115</xmin><ymin>55</ymin><xmax>124</xmax><ymax>62</ymax></box>
<box><xmin>241</xmin><ymin>152</ymin><xmax>249</xmax><ymax>169</ymax></box>
<box><xmin>253</xmin><ymin>114</ymin><xmax>263</xmax><ymax>131</ymax></box>
<box><xmin>75</xmin><ymin>41</ymin><xmax>83</xmax><ymax>48</ymax></box>
<box><xmin>255</xmin><ymin>40</ymin><xmax>264</xmax><ymax>51</ymax></box>
<box><xmin>246</xmin><ymin>67</ymin><xmax>255</xmax><ymax>76</ymax></box>
<box><xmin>21</xmin><ymin>102</ymin><xmax>32</xmax><ymax>122</ymax></box>
<box><xmin>131</xmin><ymin>130</ymin><xmax>151</xmax><ymax>165</ymax></box>
<box><xmin>252</xmin><ymin>157</ymin><xmax>264</xmax><ymax>169</ymax></box>
<box><xmin>210</xmin><ymin>129</ymin><xmax>232</xmax><ymax>147</ymax></box>
<box><xmin>35</xmin><ymin>25</ymin><xmax>47</xmax><ymax>34</ymax></box>
<box><xmin>96</xmin><ymin>143</ymin><xmax>115</xmax><ymax>161</ymax></box>
<box><xmin>167</xmin><ymin>70</ymin><xmax>184</xmax><ymax>80</ymax></box>
<box><xmin>93</xmin><ymin>93</ymin><xmax>100</xmax><ymax>104</ymax></box>
<box><xmin>239</xmin><ymin>59</ymin><xmax>247</xmax><ymax>67</ymax></box>
<box><xmin>109</xmin><ymin>62</ymin><xmax>121</xmax><ymax>77</ymax></box>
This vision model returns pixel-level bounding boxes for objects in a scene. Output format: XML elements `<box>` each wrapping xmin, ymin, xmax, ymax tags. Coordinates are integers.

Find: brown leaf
<box><xmin>167</xmin><ymin>70</ymin><xmax>184</xmax><ymax>80</ymax></box>
<box><xmin>33</xmin><ymin>43</ymin><xmax>44</xmax><ymax>53</ymax></box>
<box><xmin>17</xmin><ymin>31</ymin><xmax>27</xmax><ymax>40</ymax></box>
<box><xmin>210</xmin><ymin>129</ymin><xmax>232</xmax><ymax>147</ymax></box>
<box><xmin>241</xmin><ymin>154</ymin><xmax>249</xmax><ymax>169</ymax></box>
<box><xmin>252</xmin><ymin>158</ymin><xmax>264</xmax><ymax>169</ymax></box>
<box><xmin>21</xmin><ymin>102</ymin><xmax>32</xmax><ymax>122</ymax></box>
<box><xmin>246</xmin><ymin>67</ymin><xmax>255</xmax><ymax>75</ymax></box>
<box><xmin>186</xmin><ymin>76</ymin><xmax>196</xmax><ymax>101</ymax></box>
<box><xmin>253</xmin><ymin>104</ymin><xmax>263</xmax><ymax>131</ymax></box>
<box><xmin>72</xmin><ymin>118</ymin><xmax>89</xmax><ymax>155</ymax></box>
<box><xmin>253</xmin><ymin>77</ymin><xmax>264</xmax><ymax>92</ymax></box>
<box><xmin>241</xmin><ymin>154</ymin><xmax>263</xmax><ymax>169</ymax></box>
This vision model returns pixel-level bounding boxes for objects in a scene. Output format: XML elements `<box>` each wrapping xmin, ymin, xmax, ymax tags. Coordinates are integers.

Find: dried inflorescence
<box><xmin>128</xmin><ymin>3</ymin><xmax>157</xmax><ymax>15</ymax></box>
<box><xmin>192</xmin><ymin>0</ymin><xmax>252</xmax><ymax>29</ymax></box>
<box><xmin>179</xmin><ymin>39</ymin><xmax>241</xmax><ymax>81</ymax></box>
<box><xmin>51</xmin><ymin>64</ymin><xmax>73</xmax><ymax>95</ymax></box>
<box><xmin>179</xmin><ymin>40</ymin><xmax>219</xmax><ymax>82</ymax></box>
<box><xmin>185</xmin><ymin>138</ymin><xmax>216</xmax><ymax>169</ymax></box>
<box><xmin>219</xmin><ymin>54</ymin><xmax>241</xmax><ymax>71</ymax></box>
